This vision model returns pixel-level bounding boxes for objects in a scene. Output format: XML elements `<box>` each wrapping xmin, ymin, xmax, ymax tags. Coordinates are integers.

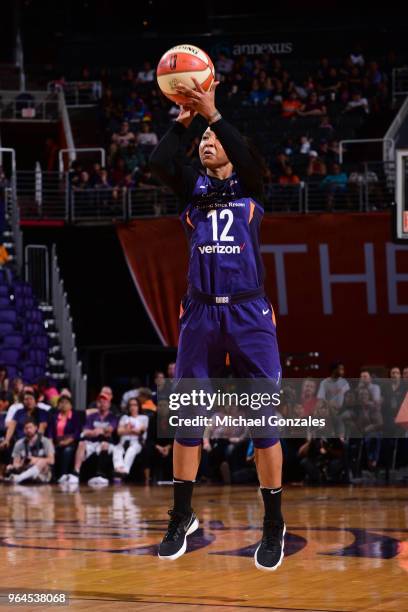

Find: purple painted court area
<box><xmin>0</xmin><ymin>521</ymin><xmax>405</xmax><ymax>559</ymax></box>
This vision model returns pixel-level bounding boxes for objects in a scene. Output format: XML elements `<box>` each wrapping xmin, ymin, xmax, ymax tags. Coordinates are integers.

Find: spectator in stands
<box><xmin>111</xmin><ymin>122</ymin><xmax>136</xmax><ymax>157</ymax></box>
<box><xmin>317</xmin><ymin>114</ymin><xmax>334</xmax><ymax>139</ymax></box>
<box><xmin>270</xmin><ymin>152</ymin><xmax>290</xmax><ymax>181</ymax></box>
<box><xmin>0</xmin><ymin>391</ymin><xmax>12</xmax><ymax>475</ymax></box>
<box><xmin>5</xmin><ymin>418</ymin><xmax>54</xmax><ymax>484</ymax></box>
<box><xmin>0</xmin><ymin>365</ymin><xmax>9</xmax><ymax>392</ymax></box>
<box><xmin>87</xmin><ymin>389</ymin><xmax>117</xmax><ymax>415</ymax></box>
<box><xmin>281</xmin><ymin>91</ymin><xmax>302</xmax><ymax>118</ymax></box>
<box><xmin>36</xmin><ymin>377</ymin><xmax>59</xmax><ymax>408</ymax></box>
<box><xmin>382</xmin><ymin>366</ymin><xmax>406</xmax><ymax>437</ymax></box>
<box><xmin>111</xmin><ymin>158</ymin><xmax>127</xmax><ymax>186</ymax></box>
<box><xmin>203</xmin><ymin>405</ymin><xmax>248</xmax><ymax>483</ymax></box>
<box><xmin>343</xmin><ymin>91</ymin><xmax>369</xmax><ymax>115</ymax></box>
<box><xmin>270</xmin><ymin>80</ymin><xmax>284</xmax><ymax>106</ymax></box>
<box><xmin>49</xmin><ymin>395</ymin><xmax>81</xmax><ymax>483</ymax></box>
<box><xmin>317</xmin><ymin>362</ymin><xmax>350</xmax><ymax>410</ymax></box>
<box><xmin>338</xmin><ymin>390</ymin><xmax>361</xmax><ymax>437</ymax></box>
<box><xmin>356</xmin><ymin>387</ymin><xmax>383</xmax><ymax>470</ymax></box>
<box><xmin>121</xmin><ymin>140</ymin><xmax>145</xmax><ymax>175</ymax></box>
<box><xmin>1</xmin><ymin>391</ymin><xmax>49</xmax><ymax>448</ymax></box>
<box><xmin>113</xmin><ymin>397</ymin><xmax>149</xmax><ymax>479</ymax></box>
<box><xmin>298</xmin><ymin>92</ymin><xmax>326</xmax><ymax>116</ymax></box>
<box><xmin>137</xmin><ymin>122</ymin><xmax>158</xmax><ymax>147</ymax></box>
<box><xmin>298</xmin><ymin>434</ymin><xmax>347</xmax><ymax>484</ymax></box>
<box><xmin>348</xmin><ymin>163</ymin><xmax>380</xmax><ymax>206</ymax></box>
<box><xmin>153</xmin><ymin>371</ymin><xmax>166</xmax><ymax>403</ymax></box>
<box><xmin>120</xmin><ymin>377</ymin><xmax>141</xmax><ymax>411</ymax></box>
<box><xmin>347</xmin><ymin>65</ymin><xmax>363</xmax><ymax>90</ymax></box>
<box><xmin>68</xmin><ymin>394</ymin><xmax>118</xmax><ymax>485</ymax></box>
<box><xmin>316</xmin><ymin>139</ymin><xmax>339</xmax><ymax>166</ymax></box>
<box><xmin>139</xmin><ymin>387</ymin><xmax>156</xmax><ymax>414</ymax></box>
<box><xmin>358</xmin><ymin>369</ymin><xmax>382</xmax><ymax>405</ymax></box>
<box><xmin>403</xmin><ymin>366</ymin><xmax>408</xmax><ymax>381</ymax></box>
<box><xmin>295</xmin><ymin>75</ymin><xmax>316</xmax><ymax>100</ymax></box>
<box><xmin>147</xmin><ymin>398</ymin><xmax>173</xmax><ymax>483</ymax></box>
<box><xmin>350</xmin><ymin>45</ymin><xmax>365</xmax><ymax>67</ymax></box>
<box><xmin>9</xmin><ymin>378</ymin><xmax>24</xmax><ymax>404</ymax></box>
<box><xmin>249</xmin><ymin>79</ymin><xmax>270</xmax><ymax>106</ymax></box>
<box><xmin>278</xmin><ymin>166</ymin><xmax>300</xmax><ymax>186</ymax></box>
<box><xmin>306</xmin><ymin>152</ymin><xmax>327</xmax><ymax>180</ymax></box>
<box><xmin>0</xmin><ymin>243</ymin><xmax>10</xmax><ymax>268</ymax></box>
<box><xmin>137</xmin><ymin>61</ymin><xmax>154</xmax><ymax>83</ymax></box>
<box><xmin>216</xmin><ymin>53</ymin><xmax>234</xmax><ymax>76</ymax></box>
<box><xmin>321</xmin><ymin>163</ymin><xmax>349</xmax><ymax>208</ymax></box>
<box><xmin>298</xmin><ymin>135</ymin><xmax>312</xmax><ymax>155</ymax></box>
<box><xmin>124</xmin><ymin>91</ymin><xmax>151</xmax><ymax>124</ymax></box>
<box><xmin>316</xmin><ymin>399</ymin><xmax>345</xmax><ymax>437</ymax></box>
<box><xmin>300</xmin><ymin>378</ymin><xmax>319</xmax><ymax>417</ymax></box>
<box><xmin>93</xmin><ymin>168</ymin><xmax>113</xmax><ymax>190</ymax></box>
<box><xmin>319</xmin><ymin>66</ymin><xmax>342</xmax><ymax>101</ymax></box>
<box><xmin>74</xmin><ymin>171</ymin><xmax>91</xmax><ymax>191</ymax></box>
<box><xmin>5</xmin><ymin>384</ymin><xmax>50</xmax><ymax>426</ymax></box>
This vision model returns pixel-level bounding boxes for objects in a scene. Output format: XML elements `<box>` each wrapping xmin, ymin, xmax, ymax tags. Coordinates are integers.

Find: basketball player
<box><xmin>150</xmin><ymin>79</ymin><xmax>285</xmax><ymax>571</ymax></box>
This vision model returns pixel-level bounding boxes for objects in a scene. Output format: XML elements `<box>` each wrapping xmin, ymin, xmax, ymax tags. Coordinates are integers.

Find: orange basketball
<box><xmin>156</xmin><ymin>44</ymin><xmax>215</xmax><ymax>105</ymax></box>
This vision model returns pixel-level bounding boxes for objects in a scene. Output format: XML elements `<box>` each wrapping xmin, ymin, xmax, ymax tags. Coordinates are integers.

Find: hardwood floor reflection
<box><xmin>0</xmin><ymin>484</ymin><xmax>407</xmax><ymax>611</ymax></box>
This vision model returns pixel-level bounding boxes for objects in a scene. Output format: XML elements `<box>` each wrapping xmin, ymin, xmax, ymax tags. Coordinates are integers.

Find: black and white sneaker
<box><xmin>158</xmin><ymin>509</ymin><xmax>199</xmax><ymax>560</ymax></box>
<box><xmin>254</xmin><ymin>520</ymin><xmax>286</xmax><ymax>571</ymax></box>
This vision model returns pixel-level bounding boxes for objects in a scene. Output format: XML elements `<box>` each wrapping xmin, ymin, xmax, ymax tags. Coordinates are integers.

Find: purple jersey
<box><xmin>181</xmin><ymin>173</ymin><xmax>264</xmax><ymax>295</ymax></box>
<box><xmin>82</xmin><ymin>411</ymin><xmax>117</xmax><ymax>442</ymax></box>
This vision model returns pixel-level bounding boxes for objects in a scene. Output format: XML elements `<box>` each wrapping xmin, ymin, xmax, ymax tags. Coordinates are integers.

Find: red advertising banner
<box><xmin>117</xmin><ymin>213</ymin><xmax>408</xmax><ymax>374</ymax></box>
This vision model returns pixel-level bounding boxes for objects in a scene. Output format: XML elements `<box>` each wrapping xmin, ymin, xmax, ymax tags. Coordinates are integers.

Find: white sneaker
<box><xmin>67</xmin><ymin>473</ymin><xmax>79</xmax><ymax>484</ymax></box>
<box><xmin>87</xmin><ymin>476</ymin><xmax>100</xmax><ymax>486</ymax></box>
<box><xmin>97</xmin><ymin>476</ymin><xmax>109</xmax><ymax>486</ymax></box>
<box><xmin>58</xmin><ymin>474</ymin><xmax>69</xmax><ymax>484</ymax></box>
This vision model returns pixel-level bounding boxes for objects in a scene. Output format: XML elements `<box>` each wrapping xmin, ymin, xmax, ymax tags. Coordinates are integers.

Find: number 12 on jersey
<box><xmin>208</xmin><ymin>209</ymin><xmax>234</xmax><ymax>242</ymax></box>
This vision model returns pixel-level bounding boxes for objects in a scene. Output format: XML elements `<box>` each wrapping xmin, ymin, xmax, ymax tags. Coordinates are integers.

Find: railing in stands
<box><xmin>47</xmin><ymin>81</ymin><xmax>102</xmax><ymax>107</ymax></box>
<box><xmin>51</xmin><ymin>244</ymin><xmax>87</xmax><ymax>410</ymax></box>
<box><xmin>0</xmin><ymin>90</ymin><xmax>60</xmax><ymax>121</ymax></box>
<box><xmin>24</xmin><ymin>244</ymin><xmax>50</xmax><ymax>303</ymax></box>
<box><xmin>339</xmin><ymin>138</ymin><xmax>395</xmax><ymax>164</ymax></box>
<box><xmin>58</xmin><ymin>148</ymin><xmax>106</xmax><ymax>173</ymax></box>
<box><xmin>392</xmin><ymin>67</ymin><xmax>408</xmax><ymax>108</ymax></box>
<box><xmin>14</xmin><ymin>164</ymin><xmax>396</xmax><ymax>223</ymax></box>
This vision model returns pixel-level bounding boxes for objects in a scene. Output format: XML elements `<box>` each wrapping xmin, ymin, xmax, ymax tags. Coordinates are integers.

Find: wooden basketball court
<box><xmin>0</xmin><ymin>484</ymin><xmax>407</xmax><ymax>611</ymax></box>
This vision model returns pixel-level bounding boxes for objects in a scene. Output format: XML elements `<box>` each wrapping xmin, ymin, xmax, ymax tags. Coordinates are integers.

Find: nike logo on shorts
<box><xmin>262</xmin><ymin>308</ymin><xmax>270</xmax><ymax>315</ymax></box>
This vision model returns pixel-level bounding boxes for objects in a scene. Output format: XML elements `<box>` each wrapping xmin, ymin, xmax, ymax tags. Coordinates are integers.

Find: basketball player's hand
<box><xmin>176</xmin><ymin>105</ymin><xmax>197</xmax><ymax>128</ymax></box>
<box><xmin>175</xmin><ymin>79</ymin><xmax>220</xmax><ymax>122</ymax></box>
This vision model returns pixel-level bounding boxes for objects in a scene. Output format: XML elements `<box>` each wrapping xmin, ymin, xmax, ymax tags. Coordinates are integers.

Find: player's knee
<box><xmin>175</xmin><ymin>437</ymin><xmax>202</xmax><ymax>447</ymax></box>
<box><xmin>252</xmin><ymin>438</ymin><xmax>279</xmax><ymax>449</ymax></box>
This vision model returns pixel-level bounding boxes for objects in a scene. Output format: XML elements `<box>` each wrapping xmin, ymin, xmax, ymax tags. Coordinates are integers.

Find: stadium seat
<box><xmin>0</xmin><ymin>296</ymin><xmax>11</xmax><ymax>308</ymax></box>
<box><xmin>2</xmin><ymin>333</ymin><xmax>25</xmax><ymax>348</ymax></box>
<box><xmin>0</xmin><ymin>348</ymin><xmax>21</xmax><ymax>365</ymax></box>
<box><xmin>0</xmin><ymin>309</ymin><xmax>17</xmax><ymax>324</ymax></box>
<box><xmin>0</xmin><ymin>322</ymin><xmax>15</xmax><ymax>336</ymax></box>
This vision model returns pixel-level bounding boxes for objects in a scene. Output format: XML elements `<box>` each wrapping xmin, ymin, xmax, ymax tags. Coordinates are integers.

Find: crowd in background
<box><xmin>1</xmin><ymin>361</ymin><xmax>407</xmax><ymax>487</ymax></box>
<box><xmin>53</xmin><ymin>46</ymin><xmax>405</xmax><ymax>210</ymax></box>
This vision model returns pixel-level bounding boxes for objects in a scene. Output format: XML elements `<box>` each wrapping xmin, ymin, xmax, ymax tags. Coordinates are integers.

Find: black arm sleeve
<box><xmin>149</xmin><ymin>121</ymin><xmax>198</xmax><ymax>208</ymax></box>
<box><xmin>210</xmin><ymin>118</ymin><xmax>264</xmax><ymax>200</ymax></box>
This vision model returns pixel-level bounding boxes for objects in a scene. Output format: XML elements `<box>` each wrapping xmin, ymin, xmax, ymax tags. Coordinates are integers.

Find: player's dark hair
<box><xmin>243</xmin><ymin>136</ymin><xmax>269</xmax><ymax>176</ymax></box>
